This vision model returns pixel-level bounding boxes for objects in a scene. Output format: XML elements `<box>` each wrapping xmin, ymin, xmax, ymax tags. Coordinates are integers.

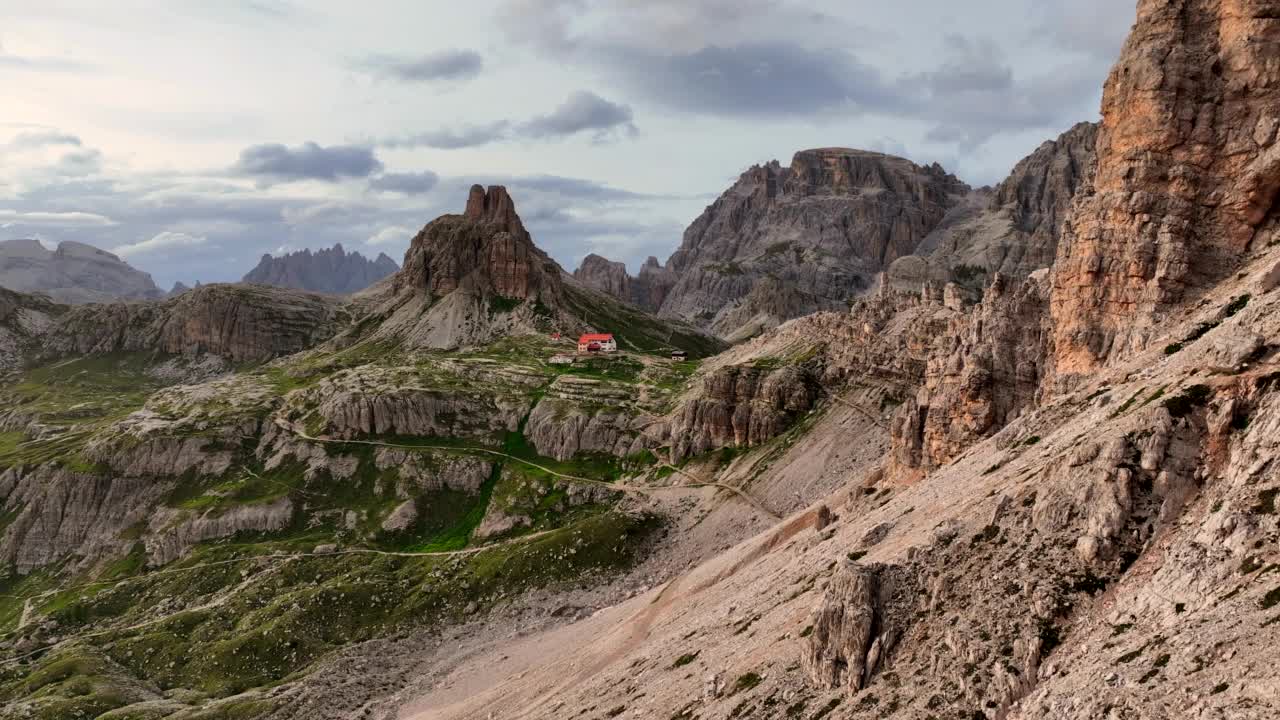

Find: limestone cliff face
<box><xmin>888</xmin><ymin>122</ymin><xmax>1098</xmax><ymax>293</ymax></box>
<box><xmin>242</xmin><ymin>244</ymin><xmax>398</xmax><ymax>295</ymax></box>
<box><xmin>655</xmin><ymin>149</ymin><xmax>969</xmax><ymax>336</ymax></box>
<box><xmin>572</xmin><ymin>254</ymin><xmax>633</xmax><ymax>303</ymax></box>
<box><xmin>0</xmin><ymin>287</ymin><xmax>62</xmax><ymax>371</ymax></box>
<box><xmin>890</xmin><ymin>272</ymin><xmax>1052</xmax><ymax>478</ymax></box>
<box><xmin>1050</xmin><ymin>0</ymin><xmax>1280</xmax><ymax>385</ymax></box>
<box><xmin>42</xmin><ymin>283</ymin><xmax>349</xmax><ymax>364</ymax></box>
<box><xmin>668</xmin><ymin>363</ymin><xmax>822</xmax><ymax>463</ymax></box>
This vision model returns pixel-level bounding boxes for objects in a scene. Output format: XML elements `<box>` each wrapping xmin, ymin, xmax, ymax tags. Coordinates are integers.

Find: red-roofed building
<box><xmin>577</xmin><ymin>333</ymin><xmax>617</xmax><ymax>353</ymax></box>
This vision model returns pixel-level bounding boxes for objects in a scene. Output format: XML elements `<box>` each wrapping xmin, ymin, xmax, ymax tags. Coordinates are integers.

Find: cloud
<box><xmin>113</xmin><ymin>231</ymin><xmax>208</xmax><ymax>257</ymax></box>
<box><xmin>0</xmin><ymin>48</ymin><xmax>93</xmax><ymax>73</ymax></box>
<box><xmin>233</xmin><ymin>142</ymin><xmax>383</xmax><ymax>182</ymax></box>
<box><xmin>615</xmin><ymin>43</ymin><xmax>899</xmax><ymax>118</ymax></box>
<box><xmin>517</xmin><ymin>90</ymin><xmax>637</xmax><ymax>140</ymax></box>
<box><xmin>236</xmin><ymin>146</ymin><xmax>378</xmax><ymax>184</ymax></box>
<box><xmin>4</xmin><ymin>131</ymin><xmax>83</xmax><ymax>151</ymax></box>
<box><xmin>378</xmin><ymin>92</ymin><xmax>637</xmax><ymax>149</ymax></box>
<box><xmin>0</xmin><ymin>209</ymin><xmax>116</xmax><ymax>227</ymax></box>
<box><xmin>55</xmin><ymin>149</ymin><xmax>103</xmax><ymax>176</ymax></box>
<box><xmin>368</xmin><ymin>170</ymin><xmax>440</xmax><ymax>194</ymax></box>
<box><xmin>489</xmin><ymin>174</ymin><xmax>647</xmax><ymax>201</ymax></box>
<box><xmin>381</xmin><ymin>122</ymin><xmax>511</xmax><ymax>150</ymax></box>
<box><xmin>354</xmin><ymin>49</ymin><xmax>484</xmax><ymax>83</ymax></box>
<box><xmin>366</xmin><ymin>225</ymin><xmax>415</xmax><ymax>247</ymax></box>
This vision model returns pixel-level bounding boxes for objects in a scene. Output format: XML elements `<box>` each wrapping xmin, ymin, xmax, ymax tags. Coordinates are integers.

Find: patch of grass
<box><xmin>1211</xmin><ymin>682</ymin><xmax>1229</xmax><ymax>695</ymax></box>
<box><xmin>1262</xmin><ymin>586</ymin><xmax>1280</xmax><ymax>610</ymax></box>
<box><xmin>1021</xmin><ymin>435</ymin><xmax>1041</xmax><ymax>447</ymax></box>
<box><xmin>732</xmin><ymin>672</ymin><xmax>763</xmax><ymax>694</ymax></box>
<box><xmin>847</xmin><ymin>550</ymin><xmax>868</xmax><ymax>562</ymax></box>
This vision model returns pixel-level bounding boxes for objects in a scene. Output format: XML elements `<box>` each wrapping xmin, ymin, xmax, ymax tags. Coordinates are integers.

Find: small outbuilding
<box><xmin>670</xmin><ymin>349</ymin><xmax>688</xmax><ymax>361</ymax></box>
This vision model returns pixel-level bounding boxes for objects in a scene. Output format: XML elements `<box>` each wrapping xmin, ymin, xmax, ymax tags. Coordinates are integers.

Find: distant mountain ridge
<box><xmin>242</xmin><ymin>244</ymin><xmax>399</xmax><ymax>294</ymax></box>
<box><xmin>574</xmin><ymin>127</ymin><xmax>1098</xmax><ymax>341</ymax></box>
<box><xmin>0</xmin><ymin>238</ymin><xmax>164</xmax><ymax>304</ymax></box>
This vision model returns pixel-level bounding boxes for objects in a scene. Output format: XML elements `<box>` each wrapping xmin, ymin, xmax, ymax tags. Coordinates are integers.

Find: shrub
<box><xmin>1224</xmin><ymin>294</ymin><xmax>1251</xmax><ymax>317</ymax></box>
<box><xmin>1164</xmin><ymin>385</ymin><xmax>1212</xmax><ymax>418</ymax></box>
<box><xmin>672</xmin><ymin>652</ymin><xmax>700</xmax><ymax>668</ymax></box>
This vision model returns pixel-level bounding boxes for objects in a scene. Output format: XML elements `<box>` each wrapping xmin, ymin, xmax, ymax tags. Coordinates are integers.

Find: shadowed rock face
<box><xmin>0</xmin><ymin>239</ymin><xmax>164</xmax><ymax>304</ymax></box>
<box><xmin>242</xmin><ymin>244</ymin><xmax>398</xmax><ymax>295</ymax></box>
<box><xmin>42</xmin><ymin>283</ymin><xmax>349</xmax><ymax>364</ymax></box>
<box><xmin>1050</xmin><ymin>0</ymin><xmax>1280</xmax><ymax>385</ymax></box>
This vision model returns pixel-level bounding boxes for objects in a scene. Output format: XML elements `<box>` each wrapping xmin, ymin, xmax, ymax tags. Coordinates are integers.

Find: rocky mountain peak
<box><xmin>464</xmin><ymin>184</ymin><xmax>529</xmax><ymax>241</ymax></box>
<box><xmin>397</xmin><ymin>184</ymin><xmax>560</xmax><ymax>303</ymax></box>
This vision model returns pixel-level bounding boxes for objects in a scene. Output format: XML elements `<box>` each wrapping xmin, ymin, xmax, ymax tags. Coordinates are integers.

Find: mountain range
<box><xmin>0</xmin><ymin>2</ymin><xmax>1278</xmax><ymax>719</ymax></box>
<box><xmin>0</xmin><ymin>239</ymin><xmax>164</xmax><ymax>304</ymax></box>
<box><xmin>242</xmin><ymin>244</ymin><xmax>399</xmax><ymax>294</ymax></box>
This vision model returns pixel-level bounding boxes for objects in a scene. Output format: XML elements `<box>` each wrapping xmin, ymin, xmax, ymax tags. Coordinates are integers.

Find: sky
<box><xmin>0</xmin><ymin>0</ymin><xmax>1137</xmax><ymax>289</ymax></box>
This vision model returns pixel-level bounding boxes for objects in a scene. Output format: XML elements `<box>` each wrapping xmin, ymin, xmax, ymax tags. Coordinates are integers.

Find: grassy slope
<box><xmin>0</xmin><ymin>334</ymin><xmax>690</xmax><ymax>718</ymax></box>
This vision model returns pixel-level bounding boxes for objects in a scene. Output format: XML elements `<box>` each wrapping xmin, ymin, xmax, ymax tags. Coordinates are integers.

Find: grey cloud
<box><xmin>355</xmin><ymin>49</ymin><xmax>484</xmax><ymax>83</ymax></box>
<box><xmin>233</xmin><ymin>142</ymin><xmax>383</xmax><ymax>182</ymax></box>
<box><xmin>382</xmin><ymin>121</ymin><xmax>510</xmax><ymax>150</ymax></box>
<box><xmin>609</xmin><ymin>43</ymin><xmax>898</xmax><ymax>118</ymax></box>
<box><xmin>379</xmin><ymin>91</ymin><xmax>637</xmax><ymax>149</ymax></box>
<box><xmin>914</xmin><ymin>36</ymin><xmax>1013</xmax><ymax>96</ymax></box>
<box><xmin>517</xmin><ymin>91</ymin><xmax>637</xmax><ymax>140</ymax></box>
<box><xmin>500</xmin><ymin>175</ymin><xmax>645</xmax><ymax>201</ymax></box>
<box><xmin>55</xmin><ymin>149</ymin><xmax>103</xmax><ymax>176</ymax></box>
<box><xmin>368</xmin><ymin>171</ymin><xmax>440</xmax><ymax>194</ymax></box>
<box><xmin>5</xmin><ymin>131</ymin><xmax>83</xmax><ymax>150</ymax></box>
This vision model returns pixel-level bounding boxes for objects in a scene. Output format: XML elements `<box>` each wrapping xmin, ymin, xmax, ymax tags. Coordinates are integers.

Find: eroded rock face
<box><xmin>0</xmin><ymin>287</ymin><xmax>62</xmax><ymax>371</ymax></box>
<box><xmin>668</xmin><ymin>363</ymin><xmax>821</xmax><ymax>462</ymax></box>
<box><xmin>42</xmin><ymin>284</ymin><xmax>349</xmax><ymax>364</ymax></box>
<box><xmin>0</xmin><ymin>466</ymin><xmax>169</xmax><ymax>573</ymax></box>
<box><xmin>525</xmin><ymin>376</ymin><xmax>648</xmax><ymax>461</ymax></box>
<box><xmin>802</xmin><ymin>561</ymin><xmax>915</xmax><ymax>692</ymax></box>
<box><xmin>652</xmin><ymin>149</ymin><xmax>969</xmax><ymax>336</ymax></box>
<box><xmin>1050</xmin><ymin>0</ymin><xmax>1280</xmax><ymax>385</ymax></box>
<box><xmin>895</xmin><ymin>122</ymin><xmax>1099</xmax><ymax>293</ymax></box>
<box><xmin>890</xmin><ymin>272</ymin><xmax>1052</xmax><ymax>477</ymax></box>
<box><xmin>573</xmin><ymin>254</ymin><xmax>632</xmax><ymax>302</ymax></box>
<box><xmin>145</xmin><ymin>497</ymin><xmax>294</xmax><ymax>566</ymax></box>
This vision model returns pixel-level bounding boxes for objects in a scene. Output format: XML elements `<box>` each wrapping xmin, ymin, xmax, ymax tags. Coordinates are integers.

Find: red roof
<box><xmin>578</xmin><ymin>333</ymin><xmax>614</xmax><ymax>342</ymax></box>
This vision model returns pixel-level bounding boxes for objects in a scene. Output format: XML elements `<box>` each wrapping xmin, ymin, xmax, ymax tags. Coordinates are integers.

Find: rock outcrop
<box><xmin>890</xmin><ymin>271</ymin><xmax>1052</xmax><ymax>478</ymax></box>
<box><xmin>0</xmin><ymin>287</ymin><xmax>62</xmax><ymax>371</ymax></box>
<box><xmin>891</xmin><ymin>122</ymin><xmax>1099</xmax><ymax>292</ymax></box>
<box><xmin>655</xmin><ymin>149</ymin><xmax>970</xmax><ymax>337</ymax></box>
<box><xmin>668</xmin><ymin>362</ymin><xmax>821</xmax><ymax>462</ymax></box>
<box><xmin>1050</xmin><ymin>1</ymin><xmax>1280</xmax><ymax>385</ymax></box>
<box><xmin>0</xmin><ymin>239</ymin><xmax>164</xmax><ymax>304</ymax></box>
<box><xmin>802</xmin><ymin>561</ymin><xmax>914</xmax><ymax>693</ymax></box>
<box><xmin>571</xmin><ymin>254</ymin><xmax>677</xmax><ymax>312</ymax></box>
<box><xmin>243</xmin><ymin>244</ymin><xmax>398</xmax><ymax>295</ymax></box>
<box><xmin>41</xmin><ymin>283</ymin><xmax>350</xmax><ymax>364</ymax></box>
